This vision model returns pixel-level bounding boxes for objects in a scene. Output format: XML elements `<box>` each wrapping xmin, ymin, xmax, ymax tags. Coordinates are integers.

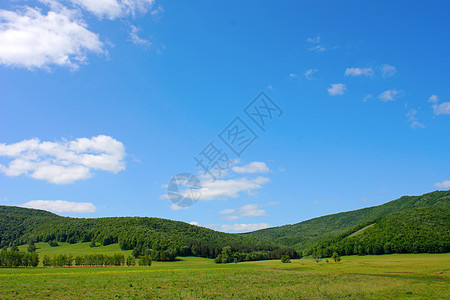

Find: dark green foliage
<box><xmin>281</xmin><ymin>255</ymin><xmax>291</xmax><ymax>263</ymax></box>
<box><xmin>27</xmin><ymin>242</ymin><xmax>36</xmax><ymax>252</ymax></box>
<box><xmin>214</xmin><ymin>246</ymin><xmax>299</xmax><ymax>263</ymax></box>
<box><xmin>311</xmin><ymin>206</ymin><xmax>450</xmax><ymax>257</ymax></box>
<box><xmin>0</xmin><ymin>250</ymin><xmax>39</xmax><ymax>267</ymax></box>
<box><xmin>126</xmin><ymin>255</ymin><xmax>135</xmax><ymax>266</ymax></box>
<box><xmin>138</xmin><ymin>255</ymin><xmax>152</xmax><ymax>266</ymax></box>
<box><xmin>332</xmin><ymin>252</ymin><xmax>340</xmax><ymax>262</ymax></box>
<box><xmin>0</xmin><ymin>190</ymin><xmax>447</xmax><ymax>263</ymax></box>
<box><xmin>42</xmin><ymin>253</ymin><xmax>126</xmax><ymax>267</ymax></box>
<box><xmin>0</xmin><ymin>205</ymin><xmax>296</xmax><ymax>262</ymax></box>
<box><xmin>48</xmin><ymin>240</ymin><xmax>59</xmax><ymax>247</ymax></box>
<box><xmin>312</xmin><ymin>250</ymin><xmax>322</xmax><ymax>263</ymax></box>
<box><xmin>248</xmin><ymin>190</ymin><xmax>450</xmax><ymax>251</ymax></box>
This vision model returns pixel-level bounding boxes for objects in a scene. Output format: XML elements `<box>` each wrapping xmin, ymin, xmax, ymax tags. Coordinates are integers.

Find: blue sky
<box><xmin>0</xmin><ymin>0</ymin><xmax>449</xmax><ymax>232</ymax></box>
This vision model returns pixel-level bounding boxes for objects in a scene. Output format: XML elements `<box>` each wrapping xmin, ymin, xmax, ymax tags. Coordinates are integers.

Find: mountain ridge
<box><xmin>246</xmin><ymin>190</ymin><xmax>450</xmax><ymax>250</ymax></box>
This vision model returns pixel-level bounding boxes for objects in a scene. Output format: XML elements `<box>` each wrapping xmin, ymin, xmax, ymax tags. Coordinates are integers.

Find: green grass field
<box><xmin>1</xmin><ymin>243</ymin><xmax>449</xmax><ymax>299</ymax></box>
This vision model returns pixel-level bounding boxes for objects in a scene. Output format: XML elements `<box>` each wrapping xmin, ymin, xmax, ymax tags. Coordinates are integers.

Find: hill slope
<box><xmin>311</xmin><ymin>205</ymin><xmax>450</xmax><ymax>257</ymax></box>
<box><xmin>0</xmin><ymin>206</ymin><xmax>297</xmax><ymax>260</ymax></box>
<box><xmin>247</xmin><ymin>190</ymin><xmax>450</xmax><ymax>251</ymax></box>
<box><xmin>1</xmin><ymin>190</ymin><xmax>448</xmax><ymax>260</ymax></box>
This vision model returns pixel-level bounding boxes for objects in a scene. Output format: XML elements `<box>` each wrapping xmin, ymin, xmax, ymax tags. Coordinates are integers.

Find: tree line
<box><xmin>42</xmin><ymin>253</ymin><xmax>152</xmax><ymax>267</ymax></box>
<box><xmin>0</xmin><ymin>249</ymin><xmax>39</xmax><ymax>267</ymax></box>
<box><xmin>214</xmin><ymin>246</ymin><xmax>300</xmax><ymax>263</ymax></box>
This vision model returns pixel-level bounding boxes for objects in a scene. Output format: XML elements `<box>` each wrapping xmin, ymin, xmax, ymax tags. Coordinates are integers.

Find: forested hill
<box><xmin>0</xmin><ymin>205</ymin><xmax>297</xmax><ymax>260</ymax></box>
<box><xmin>1</xmin><ymin>190</ymin><xmax>448</xmax><ymax>260</ymax></box>
<box><xmin>246</xmin><ymin>190</ymin><xmax>450</xmax><ymax>251</ymax></box>
<box><xmin>308</xmin><ymin>205</ymin><xmax>449</xmax><ymax>257</ymax></box>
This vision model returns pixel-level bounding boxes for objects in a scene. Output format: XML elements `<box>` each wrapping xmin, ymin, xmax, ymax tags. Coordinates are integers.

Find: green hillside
<box><xmin>247</xmin><ymin>190</ymin><xmax>450</xmax><ymax>251</ymax></box>
<box><xmin>310</xmin><ymin>205</ymin><xmax>450</xmax><ymax>257</ymax></box>
<box><xmin>1</xmin><ymin>190</ymin><xmax>448</xmax><ymax>262</ymax></box>
<box><xmin>0</xmin><ymin>206</ymin><xmax>297</xmax><ymax>261</ymax></box>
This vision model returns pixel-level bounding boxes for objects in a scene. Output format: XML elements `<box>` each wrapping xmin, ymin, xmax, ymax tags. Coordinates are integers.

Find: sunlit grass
<box><xmin>1</xmin><ymin>246</ymin><xmax>449</xmax><ymax>299</ymax></box>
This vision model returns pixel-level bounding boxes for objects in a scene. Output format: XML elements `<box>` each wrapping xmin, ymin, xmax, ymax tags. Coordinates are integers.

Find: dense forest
<box><xmin>0</xmin><ymin>206</ymin><xmax>298</xmax><ymax>262</ymax></box>
<box><xmin>0</xmin><ymin>190</ymin><xmax>448</xmax><ymax>264</ymax></box>
<box><xmin>247</xmin><ymin>190</ymin><xmax>450</xmax><ymax>251</ymax></box>
<box><xmin>307</xmin><ymin>206</ymin><xmax>450</xmax><ymax>258</ymax></box>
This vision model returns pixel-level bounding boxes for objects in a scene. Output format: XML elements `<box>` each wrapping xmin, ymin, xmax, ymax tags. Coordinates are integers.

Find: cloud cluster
<box><xmin>231</xmin><ymin>162</ymin><xmax>270</xmax><ymax>174</ymax></box>
<box><xmin>20</xmin><ymin>199</ymin><xmax>96</xmax><ymax>213</ymax></box>
<box><xmin>0</xmin><ymin>135</ymin><xmax>126</xmax><ymax>184</ymax></box>
<box><xmin>129</xmin><ymin>24</ymin><xmax>151</xmax><ymax>46</ymax></box>
<box><xmin>219</xmin><ymin>204</ymin><xmax>267</xmax><ymax>221</ymax></box>
<box><xmin>0</xmin><ymin>0</ymin><xmax>158</xmax><ymax>69</ymax></box>
<box><xmin>378</xmin><ymin>89</ymin><xmax>401</xmax><ymax>101</ymax></box>
<box><xmin>0</xmin><ymin>6</ymin><xmax>104</xmax><ymax>69</ymax></box>
<box><xmin>200</xmin><ymin>176</ymin><xmax>270</xmax><ymax>201</ymax></box>
<box><xmin>433</xmin><ymin>102</ymin><xmax>450</xmax><ymax>115</ymax></box>
<box><xmin>427</xmin><ymin>94</ymin><xmax>450</xmax><ymax>115</ymax></box>
<box><xmin>220</xmin><ymin>223</ymin><xmax>271</xmax><ymax>232</ymax></box>
<box><xmin>381</xmin><ymin>64</ymin><xmax>396</xmax><ymax>77</ymax></box>
<box><xmin>345</xmin><ymin>67</ymin><xmax>373</xmax><ymax>77</ymax></box>
<box><xmin>306</xmin><ymin>36</ymin><xmax>325</xmax><ymax>52</ymax></box>
<box><xmin>166</xmin><ymin>161</ymin><xmax>272</xmax><ymax>210</ymax></box>
<box><xmin>328</xmin><ymin>83</ymin><xmax>346</xmax><ymax>96</ymax></box>
<box><xmin>304</xmin><ymin>69</ymin><xmax>317</xmax><ymax>80</ymax></box>
<box><xmin>435</xmin><ymin>180</ymin><xmax>450</xmax><ymax>189</ymax></box>
<box><xmin>406</xmin><ymin>109</ymin><xmax>425</xmax><ymax>129</ymax></box>
<box><xmin>71</xmin><ymin>0</ymin><xmax>154</xmax><ymax>20</ymax></box>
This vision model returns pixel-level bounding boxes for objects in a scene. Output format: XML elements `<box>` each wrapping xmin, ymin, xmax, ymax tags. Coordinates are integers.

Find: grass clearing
<box><xmin>0</xmin><ymin>251</ymin><xmax>448</xmax><ymax>299</ymax></box>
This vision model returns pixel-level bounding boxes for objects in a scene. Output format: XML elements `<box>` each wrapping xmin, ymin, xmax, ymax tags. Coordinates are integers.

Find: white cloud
<box><xmin>220</xmin><ymin>223</ymin><xmax>271</xmax><ymax>232</ymax></box>
<box><xmin>304</xmin><ymin>69</ymin><xmax>317</xmax><ymax>80</ymax></box>
<box><xmin>306</xmin><ymin>36</ymin><xmax>325</xmax><ymax>52</ymax></box>
<box><xmin>170</xmin><ymin>203</ymin><xmax>187</xmax><ymax>210</ymax></box>
<box><xmin>0</xmin><ymin>6</ymin><xmax>104</xmax><ymax>70</ymax></box>
<box><xmin>381</xmin><ymin>64</ymin><xmax>396</xmax><ymax>77</ymax></box>
<box><xmin>362</xmin><ymin>94</ymin><xmax>373</xmax><ymax>102</ymax></box>
<box><xmin>306</xmin><ymin>36</ymin><xmax>320</xmax><ymax>43</ymax></box>
<box><xmin>232</xmin><ymin>162</ymin><xmax>270</xmax><ymax>174</ymax></box>
<box><xmin>308</xmin><ymin>44</ymin><xmax>325</xmax><ymax>52</ymax></box>
<box><xmin>20</xmin><ymin>200</ymin><xmax>96</xmax><ymax>213</ymax></box>
<box><xmin>406</xmin><ymin>109</ymin><xmax>425</xmax><ymax>129</ymax></box>
<box><xmin>429</xmin><ymin>95</ymin><xmax>439</xmax><ymax>103</ymax></box>
<box><xmin>328</xmin><ymin>83</ymin><xmax>346</xmax><ymax>96</ymax></box>
<box><xmin>345</xmin><ymin>67</ymin><xmax>373</xmax><ymax>77</ymax></box>
<box><xmin>221</xmin><ymin>204</ymin><xmax>267</xmax><ymax>220</ymax></box>
<box><xmin>150</xmin><ymin>5</ymin><xmax>164</xmax><ymax>16</ymax></box>
<box><xmin>189</xmin><ymin>221</ymin><xmax>199</xmax><ymax>226</ymax></box>
<box><xmin>289</xmin><ymin>73</ymin><xmax>297</xmax><ymax>78</ymax></box>
<box><xmin>129</xmin><ymin>24</ymin><xmax>150</xmax><ymax>47</ymax></box>
<box><xmin>0</xmin><ymin>135</ymin><xmax>126</xmax><ymax>184</ymax></box>
<box><xmin>238</xmin><ymin>204</ymin><xmax>267</xmax><ymax>217</ymax></box>
<box><xmin>435</xmin><ymin>180</ymin><xmax>450</xmax><ymax>189</ymax></box>
<box><xmin>219</xmin><ymin>208</ymin><xmax>236</xmax><ymax>215</ymax></box>
<box><xmin>378</xmin><ymin>89</ymin><xmax>401</xmax><ymax>101</ymax></box>
<box><xmin>200</xmin><ymin>176</ymin><xmax>270</xmax><ymax>201</ymax></box>
<box><xmin>70</xmin><ymin>0</ymin><xmax>155</xmax><ymax>20</ymax></box>
<box><xmin>433</xmin><ymin>102</ymin><xmax>450</xmax><ymax>115</ymax></box>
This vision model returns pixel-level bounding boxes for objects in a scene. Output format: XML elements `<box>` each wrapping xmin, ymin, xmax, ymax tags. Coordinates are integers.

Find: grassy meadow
<box><xmin>0</xmin><ymin>243</ymin><xmax>449</xmax><ymax>299</ymax></box>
